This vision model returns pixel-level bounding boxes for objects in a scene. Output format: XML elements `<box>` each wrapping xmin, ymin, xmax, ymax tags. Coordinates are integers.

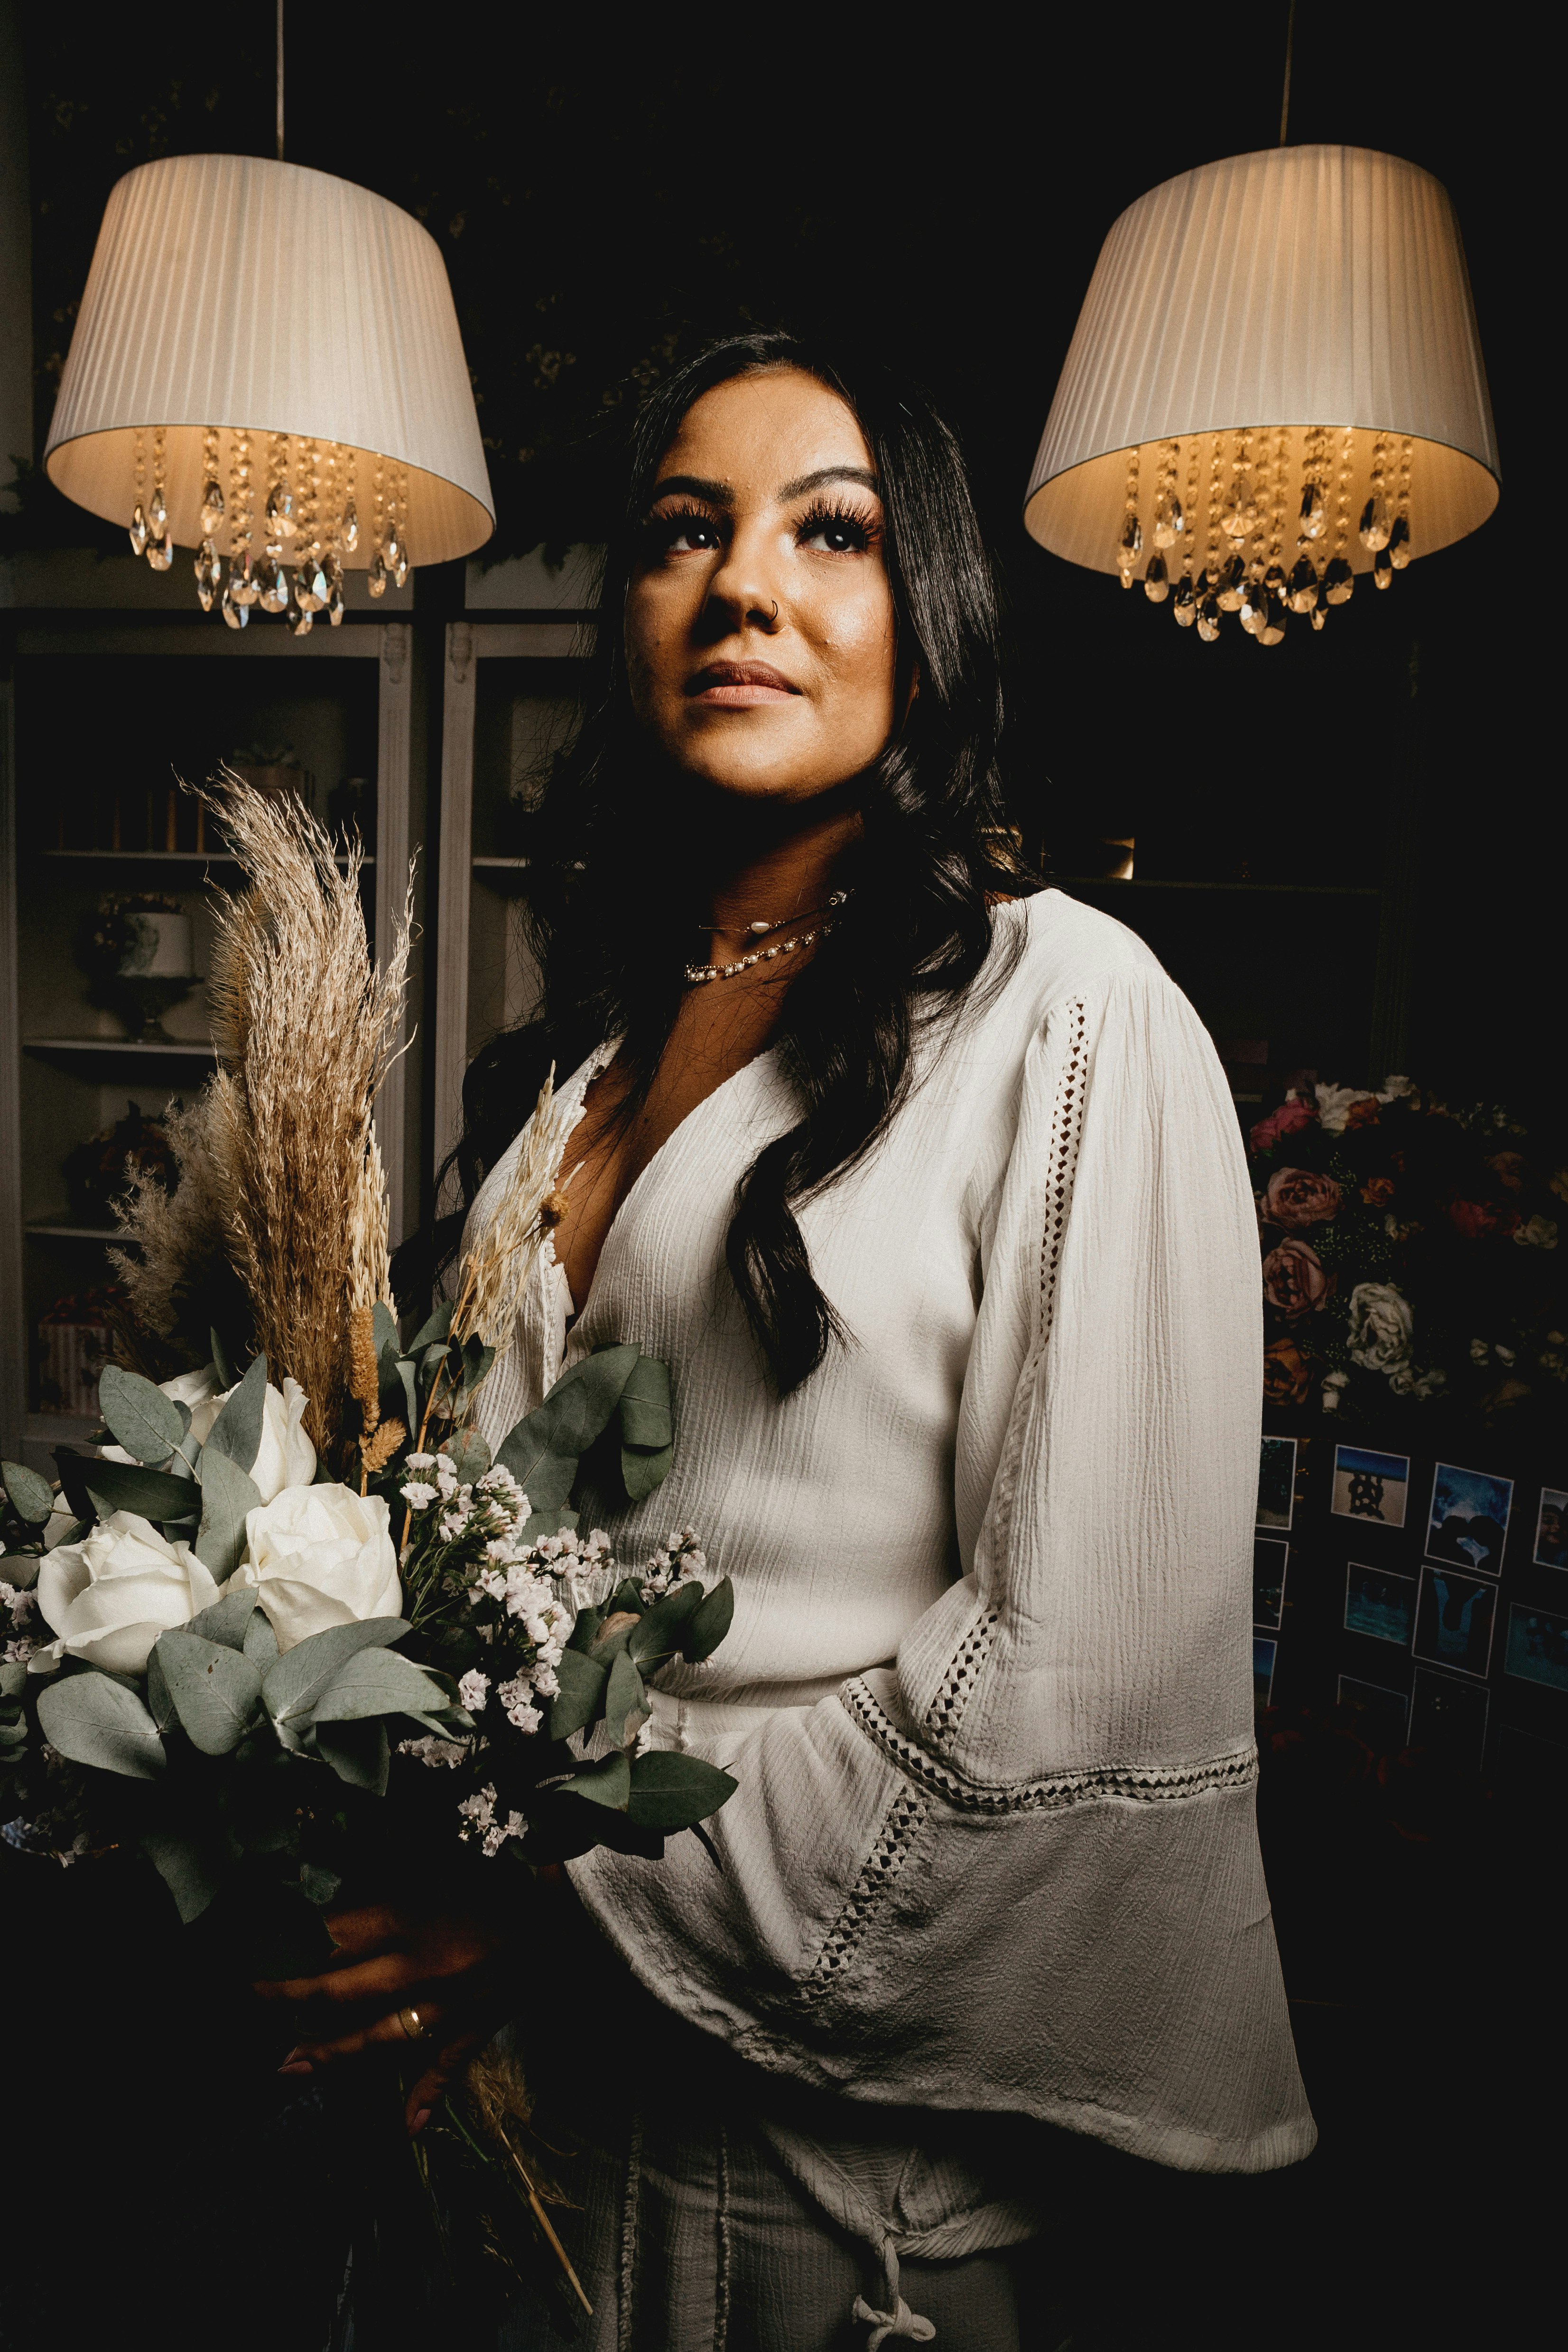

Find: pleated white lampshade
<box><xmin>1024</xmin><ymin>145</ymin><xmax>1499</xmax><ymax>625</ymax></box>
<box><xmin>46</xmin><ymin>152</ymin><xmax>493</xmax><ymax>592</ymax></box>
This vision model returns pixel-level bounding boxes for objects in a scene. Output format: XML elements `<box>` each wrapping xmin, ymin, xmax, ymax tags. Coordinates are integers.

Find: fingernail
<box><xmin>278</xmin><ymin>2060</ymin><xmax>314</xmax><ymax>2076</ymax></box>
<box><xmin>410</xmin><ymin>2107</ymin><xmax>431</xmax><ymax>2135</ymax></box>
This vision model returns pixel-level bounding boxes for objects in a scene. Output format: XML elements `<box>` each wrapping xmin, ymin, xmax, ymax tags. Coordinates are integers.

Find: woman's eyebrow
<box><xmin>777</xmin><ymin>465</ymin><xmax>881</xmax><ymax>500</ymax></box>
<box><xmin>648</xmin><ymin>474</ymin><xmax>732</xmax><ymax>505</ymax></box>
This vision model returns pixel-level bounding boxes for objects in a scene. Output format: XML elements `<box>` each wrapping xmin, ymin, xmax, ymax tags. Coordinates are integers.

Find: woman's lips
<box><xmin>686</xmin><ymin>661</ymin><xmax>800</xmax><ymax>707</ymax></box>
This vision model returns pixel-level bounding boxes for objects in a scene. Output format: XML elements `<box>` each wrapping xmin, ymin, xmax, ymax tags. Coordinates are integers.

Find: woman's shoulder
<box><xmin>991</xmin><ymin>885</ymin><xmax>1169</xmax><ymax>1016</ymax></box>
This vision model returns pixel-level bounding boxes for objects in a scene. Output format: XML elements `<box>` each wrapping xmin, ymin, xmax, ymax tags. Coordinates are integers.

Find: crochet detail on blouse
<box><xmin>842</xmin><ymin>1678</ymin><xmax>1259</xmax><ymax>1815</ymax></box>
<box><xmin>920</xmin><ymin>996</ymin><xmax>1089</xmax><ymax>1757</ymax></box>
<box><xmin>789</xmin><ymin>1787</ymin><xmax>931</xmax><ymax>2009</ymax></box>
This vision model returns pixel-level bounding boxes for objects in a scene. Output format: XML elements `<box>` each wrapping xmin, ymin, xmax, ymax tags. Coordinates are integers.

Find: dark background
<box><xmin>12</xmin><ymin>5</ymin><xmax>1552</xmax><ymax>1103</ymax></box>
<box><xmin>5</xmin><ymin>11</ymin><xmax>1558</xmax><ymax>2349</ymax></box>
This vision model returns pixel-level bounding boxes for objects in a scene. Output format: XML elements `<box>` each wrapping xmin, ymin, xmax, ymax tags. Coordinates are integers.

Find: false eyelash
<box><xmin>796</xmin><ymin>496</ymin><xmax>882</xmax><ymax>547</ymax></box>
<box><xmin>642</xmin><ymin>499</ymin><xmax>725</xmax><ymax>539</ymax></box>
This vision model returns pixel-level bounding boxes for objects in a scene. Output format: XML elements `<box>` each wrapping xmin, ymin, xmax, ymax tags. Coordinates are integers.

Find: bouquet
<box><xmin>0</xmin><ymin>769</ymin><xmax>736</xmax><ymax>2315</ymax></box>
<box><xmin>1249</xmin><ymin>1075</ymin><xmax>1567</xmax><ymax>1433</ymax></box>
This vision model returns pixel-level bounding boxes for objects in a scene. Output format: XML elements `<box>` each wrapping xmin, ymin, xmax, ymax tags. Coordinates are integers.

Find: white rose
<box><xmin>243</xmin><ymin>1376</ymin><xmax>317</xmax><ymax>1500</ymax></box>
<box><xmin>231</xmin><ymin>1483</ymin><xmax>401</xmax><ymax>1652</ymax></box>
<box><xmin>33</xmin><ymin>1511</ymin><xmax>221</xmax><ymax>1675</ymax></box>
<box><xmin>100</xmin><ymin>1370</ymin><xmax>314</xmax><ymax>1499</ymax></box>
<box><xmin>1346</xmin><ymin>1282</ymin><xmax>1414</xmax><ymax>1375</ymax></box>
<box><xmin>1513</xmin><ymin>1215</ymin><xmax>1559</xmax><ymax>1250</ymax></box>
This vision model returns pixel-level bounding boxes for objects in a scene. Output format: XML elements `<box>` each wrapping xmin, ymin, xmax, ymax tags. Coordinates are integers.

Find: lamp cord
<box><xmin>276</xmin><ymin>0</ymin><xmax>285</xmax><ymax>161</ymax></box>
<box><xmin>1278</xmin><ymin>0</ymin><xmax>1297</xmax><ymax>145</ymax></box>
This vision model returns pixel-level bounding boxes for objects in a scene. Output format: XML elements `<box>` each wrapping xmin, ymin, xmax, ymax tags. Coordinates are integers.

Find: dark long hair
<box><xmin>417</xmin><ymin>332</ymin><xmax>1021</xmax><ymax>1393</ymax></box>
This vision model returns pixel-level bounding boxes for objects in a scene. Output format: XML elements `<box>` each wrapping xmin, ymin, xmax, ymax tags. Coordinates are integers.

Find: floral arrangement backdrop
<box><xmin>1249</xmin><ymin>1078</ymin><xmax>1567</xmax><ymax>1441</ymax></box>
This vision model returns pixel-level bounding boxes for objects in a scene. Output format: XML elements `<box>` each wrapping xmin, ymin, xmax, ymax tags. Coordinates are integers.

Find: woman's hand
<box><xmin>255</xmin><ymin>1902</ymin><xmax>508</xmax><ymax>2134</ymax></box>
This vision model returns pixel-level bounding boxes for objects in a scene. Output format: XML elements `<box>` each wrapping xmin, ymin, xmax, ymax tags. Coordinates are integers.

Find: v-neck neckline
<box><xmin>553</xmin><ymin>1036</ymin><xmax>781</xmax><ymax>1328</ymax></box>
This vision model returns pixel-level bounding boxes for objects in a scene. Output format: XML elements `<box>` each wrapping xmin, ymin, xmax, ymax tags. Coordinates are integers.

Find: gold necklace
<box><xmin>684</xmin><ymin>890</ymin><xmax>850</xmax><ymax>986</ymax></box>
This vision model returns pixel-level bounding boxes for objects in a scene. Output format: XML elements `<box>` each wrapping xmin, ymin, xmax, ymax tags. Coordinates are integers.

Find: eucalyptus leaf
<box><xmin>0</xmin><ymin>1549</ymin><xmax>42</xmax><ymax>1590</ymax></box>
<box><xmin>625</xmin><ymin>1751</ymin><xmax>737</xmax><ymax>1831</ymax></box>
<box><xmin>2</xmin><ymin>1459</ymin><xmax>57</xmax><ymax>1525</ymax></box>
<box><xmin>1</xmin><ymin>1660</ymin><xmax>29</xmax><ymax>1700</ymax></box>
<box><xmin>243</xmin><ymin>1609</ymin><xmax>280</xmax><ymax>1669</ymax></box>
<box><xmin>618</xmin><ymin>1356</ymin><xmax>673</xmax><ymax>1452</ymax></box>
<box><xmin>519</xmin><ymin>1504</ymin><xmax>578</xmax><ymax>1543</ymax></box>
<box><xmin>628</xmin><ymin>1578</ymin><xmax>705</xmax><ymax>1665</ymax></box>
<box><xmin>312</xmin><ymin>1646</ymin><xmax>446</xmax><ymax>1724</ymax></box>
<box><xmin>142</xmin><ymin>1826</ymin><xmax>224</xmax><ymax>1924</ymax></box>
<box><xmin>444</xmin><ymin>1427</ymin><xmax>492</xmax><ymax>1487</ymax></box>
<box><xmin>156</xmin><ymin>1630</ymin><xmax>264</xmax><ymax>1755</ymax></box>
<box><xmin>567</xmin><ymin>1606</ymin><xmax>603</xmax><ymax>1655</ymax></box>
<box><xmin>52</xmin><ymin>1448</ymin><xmax>96</xmax><ymax>1524</ymax></box>
<box><xmin>209</xmin><ymin>1330</ymin><xmax>237</xmax><ymax>1389</ymax></box>
<box><xmin>96</xmin><ymin>1366</ymin><xmax>186</xmax><ymax>1466</ymax></box>
<box><xmin>460</xmin><ymin>1336</ymin><xmax>496</xmax><ymax>1396</ymax></box>
<box><xmin>372</xmin><ymin>1302</ymin><xmax>401</xmax><ymax>1357</ymax></box>
<box><xmin>558</xmin><ymin>1748</ymin><xmax>631</xmax><ymax>1812</ymax></box>
<box><xmin>495</xmin><ymin>1347</ymin><xmax>636</xmax><ymax>1508</ymax></box>
<box><xmin>547</xmin><ymin>1646</ymin><xmax>609</xmax><ymax>1740</ymax></box>
<box><xmin>312</xmin><ymin>1717</ymin><xmax>390</xmax><ymax>1793</ymax></box>
<box><xmin>185</xmin><ymin>1584</ymin><xmax>260</xmax><ymax>1653</ymax></box>
<box><xmin>37</xmin><ymin>1671</ymin><xmax>165</xmax><ymax>1778</ymax></box>
<box><xmin>605</xmin><ymin>1645</ymin><xmax>648</xmax><ymax>1743</ymax></box>
<box><xmin>202</xmin><ymin>1352</ymin><xmax>269</xmax><ymax>1476</ymax></box>
<box><xmin>145</xmin><ymin>1645</ymin><xmax>177</xmax><ymax>1732</ymax></box>
<box><xmin>85</xmin><ymin>1460</ymin><xmax>198</xmax><ymax>1525</ymax></box>
<box><xmin>622</xmin><ymin>1441</ymin><xmax>674</xmax><ymax>1503</ymax></box>
<box><xmin>395</xmin><ymin>1355</ymin><xmax>419</xmax><ymax>1440</ymax></box>
<box><xmin>684</xmin><ymin>1578</ymin><xmax>735</xmax><ymax>1664</ymax></box>
<box><xmin>406</xmin><ymin>1300</ymin><xmax>454</xmax><ymax>1354</ymax></box>
<box><xmin>300</xmin><ymin>1860</ymin><xmax>343</xmax><ymax>1907</ymax></box>
<box><xmin>262</xmin><ymin>1617</ymin><xmax>410</xmax><ymax>1727</ymax></box>
<box><xmin>194</xmin><ymin>1449</ymin><xmax>262</xmax><ymax>1578</ymax></box>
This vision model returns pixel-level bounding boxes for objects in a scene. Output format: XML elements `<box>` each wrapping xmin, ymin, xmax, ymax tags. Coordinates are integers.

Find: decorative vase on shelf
<box><xmin>112</xmin><ymin>907</ymin><xmax>200</xmax><ymax>1041</ymax></box>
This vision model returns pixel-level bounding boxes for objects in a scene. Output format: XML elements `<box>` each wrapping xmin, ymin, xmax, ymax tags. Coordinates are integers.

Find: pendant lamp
<box><xmin>44</xmin><ymin>151</ymin><xmax>494</xmax><ymax>630</ymax></box>
<box><xmin>1023</xmin><ymin>143</ymin><xmax>1499</xmax><ymax>642</ymax></box>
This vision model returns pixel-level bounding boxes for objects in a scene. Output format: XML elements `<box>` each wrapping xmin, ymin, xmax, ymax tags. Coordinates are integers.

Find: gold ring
<box><xmin>398</xmin><ymin>2005</ymin><xmax>427</xmax><ymax>2042</ymax></box>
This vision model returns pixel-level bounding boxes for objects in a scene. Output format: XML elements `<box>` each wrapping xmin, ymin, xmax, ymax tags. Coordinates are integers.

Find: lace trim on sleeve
<box><xmin>847</xmin><ymin>1677</ymin><xmax>1258</xmax><ymax>1813</ymax></box>
<box><xmin>788</xmin><ymin>1788</ymin><xmax>930</xmax><ymax>2010</ymax></box>
<box><xmin>920</xmin><ymin>996</ymin><xmax>1090</xmax><ymax>1756</ymax></box>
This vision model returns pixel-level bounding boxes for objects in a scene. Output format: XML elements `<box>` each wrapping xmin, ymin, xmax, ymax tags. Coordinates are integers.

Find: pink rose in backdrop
<box><xmin>1263</xmin><ymin>1237</ymin><xmax>1335</xmax><ymax>1318</ymax></box>
<box><xmin>1262</xmin><ymin>1167</ymin><xmax>1343</xmax><ymax>1230</ymax></box>
<box><xmin>1250</xmin><ymin>1097</ymin><xmax>1317</xmax><ymax>1154</ymax></box>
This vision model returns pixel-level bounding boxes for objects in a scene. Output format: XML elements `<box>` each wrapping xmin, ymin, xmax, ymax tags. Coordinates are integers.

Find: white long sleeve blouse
<box><xmin>469</xmin><ymin>890</ymin><xmax>1315</xmax><ymax>2175</ymax></box>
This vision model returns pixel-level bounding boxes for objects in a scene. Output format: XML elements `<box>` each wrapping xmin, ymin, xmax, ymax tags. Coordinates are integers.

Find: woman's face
<box><xmin>624</xmin><ymin>367</ymin><xmax>899</xmax><ymax>804</ymax></box>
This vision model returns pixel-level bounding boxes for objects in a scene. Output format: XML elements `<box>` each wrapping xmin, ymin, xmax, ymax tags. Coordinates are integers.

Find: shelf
<box><xmin>24</xmin><ymin>1220</ymin><xmax>126</xmax><ymax>1242</ymax></box>
<box><xmin>23</xmin><ymin>1035</ymin><xmax>216</xmax><ymax>1060</ymax></box>
<box><xmin>472</xmin><ymin>856</ymin><xmax>529</xmax><ymax>868</ymax></box>
<box><xmin>41</xmin><ymin>849</ymin><xmax>373</xmax><ymax>867</ymax></box>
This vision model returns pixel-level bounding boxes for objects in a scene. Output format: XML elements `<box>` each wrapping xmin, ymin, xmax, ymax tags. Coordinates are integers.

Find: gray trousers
<box><xmin>498</xmin><ymin>2011</ymin><xmax>1057</xmax><ymax>2352</ymax></box>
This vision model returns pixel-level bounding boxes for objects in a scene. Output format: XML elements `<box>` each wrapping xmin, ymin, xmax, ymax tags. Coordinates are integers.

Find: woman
<box><xmin>275</xmin><ymin>333</ymin><xmax>1314</xmax><ymax>2346</ymax></box>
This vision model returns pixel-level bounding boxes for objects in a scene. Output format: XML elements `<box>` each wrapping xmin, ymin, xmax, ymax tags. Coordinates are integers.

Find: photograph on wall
<box><xmin>1503</xmin><ymin>1603</ymin><xmax>1568</xmax><ymax>1694</ymax></box>
<box><xmin>1331</xmin><ymin>1443</ymin><xmax>1410</xmax><ymax>1529</ymax></box>
<box><xmin>1256</xmin><ymin>1436</ymin><xmax>1297</xmax><ymax>1531</ymax></box>
<box><xmin>1253</xmin><ymin>1539</ymin><xmax>1289</xmax><ymax>1631</ymax></box>
<box><xmin>1253</xmin><ymin>1636</ymin><xmax>1278</xmax><ymax>1708</ymax></box>
<box><xmin>1412</xmin><ymin>1565</ymin><xmax>1497</xmax><ymax>1681</ymax></box>
<box><xmin>1344</xmin><ymin>1562</ymin><xmax>1417</xmax><ymax>1647</ymax></box>
<box><xmin>1425</xmin><ymin>1462</ymin><xmax>1514</xmax><ymax>1576</ymax></box>
<box><xmin>1533</xmin><ymin>1488</ymin><xmax>1568</xmax><ymax>1570</ymax></box>
<box><xmin>1409</xmin><ymin>1668</ymin><xmax>1490</xmax><ymax>1775</ymax></box>
<box><xmin>1337</xmin><ymin>1674</ymin><xmax>1410</xmax><ymax>1747</ymax></box>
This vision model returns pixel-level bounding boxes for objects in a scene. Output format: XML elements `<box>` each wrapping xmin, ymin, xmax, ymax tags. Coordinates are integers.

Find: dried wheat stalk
<box><xmin>198</xmin><ymin>766</ymin><xmax>410</xmax><ymax>1456</ymax></box>
<box><xmin>448</xmin><ymin>1068</ymin><xmax>576</xmax><ymax>1392</ymax></box>
<box><xmin>109</xmin><ymin>1091</ymin><xmax>238</xmax><ymax>1352</ymax></box>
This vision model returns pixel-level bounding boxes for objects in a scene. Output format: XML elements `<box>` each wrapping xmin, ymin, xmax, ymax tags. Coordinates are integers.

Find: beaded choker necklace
<box><xmin>684</xmin><ymin>889</ymin><xmax>850</xmax><ymax>986</ymax></box>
